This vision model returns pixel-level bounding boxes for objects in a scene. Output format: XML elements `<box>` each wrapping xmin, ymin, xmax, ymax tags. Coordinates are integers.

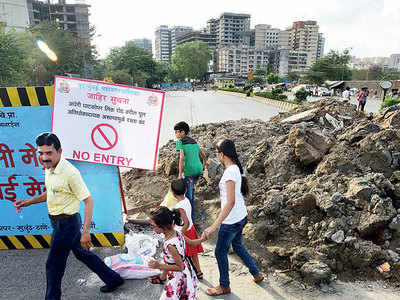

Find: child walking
<box><xmin>148</xmin><ymin>206</ymin><xmax>202</xmax><ymax>300</ymax></box>
<box><xmin>171</xmin><ymin>179</ymin><xmax>204</xmax><ymax>279</ymax></box>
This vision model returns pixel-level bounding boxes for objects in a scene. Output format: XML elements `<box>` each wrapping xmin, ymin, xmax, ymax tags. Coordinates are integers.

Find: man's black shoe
<box><xmin>100</xmin><ymin>279</ymin><xmax>124</xmax><ymax>293</ymax></box>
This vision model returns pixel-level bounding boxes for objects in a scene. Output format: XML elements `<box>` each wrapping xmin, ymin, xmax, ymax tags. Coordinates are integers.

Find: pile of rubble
<box><xmin>122</xmin><ymin>100</ymin><xmax>400</xmax><ymax>284</ymax></box>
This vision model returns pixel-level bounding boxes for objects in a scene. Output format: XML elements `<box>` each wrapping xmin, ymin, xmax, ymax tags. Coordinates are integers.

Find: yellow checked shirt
<box><xmin>45</xmin><ymin>158</ymin><xmax>91</xmax><ymax>216</ymax></box>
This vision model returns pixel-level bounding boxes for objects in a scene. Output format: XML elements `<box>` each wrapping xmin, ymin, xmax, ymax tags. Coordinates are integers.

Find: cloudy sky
<box><xmin>83</xmin><ymin>0</ymin><xmax>400</xmax><ymax>59</ymax></box>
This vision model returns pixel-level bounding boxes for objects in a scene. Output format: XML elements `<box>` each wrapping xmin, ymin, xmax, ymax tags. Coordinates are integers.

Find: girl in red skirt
<box><xmin>170</xmin><ymin>179</ymin><xmax>204</xmax><ymax>279</ymax></box>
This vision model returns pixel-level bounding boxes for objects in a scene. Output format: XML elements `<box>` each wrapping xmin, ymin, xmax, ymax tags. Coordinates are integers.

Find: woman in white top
<box><xmin>202</xmin><ymin>139</ymin><xmax>263</xmax><ymax>296</ymax></box>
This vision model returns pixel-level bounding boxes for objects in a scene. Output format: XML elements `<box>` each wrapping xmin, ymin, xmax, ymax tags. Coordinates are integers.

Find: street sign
<box><xmin>52</xmin><ymin>76</ymin><xmax>166</xmax><ymax>170</ymax></box>
<box><xmin>380</xmin><ymin>81</ymin><xmax>392</xmax><ymax>90</ymax></box>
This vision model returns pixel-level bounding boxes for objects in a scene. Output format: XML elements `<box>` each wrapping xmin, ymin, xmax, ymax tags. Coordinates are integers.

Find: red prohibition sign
<box><xmin>91</xmin><ymin>123</ymin><xmax>118</xmax><ymax>150</ymax></box>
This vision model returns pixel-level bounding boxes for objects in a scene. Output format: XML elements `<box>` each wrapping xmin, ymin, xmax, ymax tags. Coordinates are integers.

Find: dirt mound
<box><xmin>122</xmin><ymin>101</ymin><xmax>400</xmax><ymax>285</ymax></box>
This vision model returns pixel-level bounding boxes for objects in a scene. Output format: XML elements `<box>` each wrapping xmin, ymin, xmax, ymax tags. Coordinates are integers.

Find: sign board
<box><xmin>52</xmin><ymin>76</ymin><xmax>166</xmax><ymax>170</ymax></box>
<box><xmin>380</xmin><ymin>81</ymin><xmax>392</xmax><ymax>90</ymax></box>
<box><xmin>0</xmin><ymin>87</ymin><xmax>124</xmax><ymax>249</ymax></box>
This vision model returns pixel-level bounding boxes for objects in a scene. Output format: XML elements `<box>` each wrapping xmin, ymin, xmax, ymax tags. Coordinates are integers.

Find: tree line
<box><xmin>0</xmin><ymin>22</ymin><xmax>214</xmax><ymax>88</ymax></box>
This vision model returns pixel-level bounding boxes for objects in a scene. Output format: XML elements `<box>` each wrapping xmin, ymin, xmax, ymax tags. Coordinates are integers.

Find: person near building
<box><xmin>358</xmin><ymin>88</ymin><xmax>369</xmax><ymax>112</ymax></box>
<box><xmin>14</xmin><ymin>133</ymin><xmax>124</xmax><ymax>300</ymax></box>
<box><xmin>342</xmin><ymin>87</ymin><xmax>351</xmax><ymax>102</ymax></box>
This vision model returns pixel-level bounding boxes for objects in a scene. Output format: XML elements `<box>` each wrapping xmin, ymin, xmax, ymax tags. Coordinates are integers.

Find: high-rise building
<box><xmin>277</xmin><ymin>49</ymin><xmax>310</xmax><ymax>77</ymax></box>
<box><xmin>289</xmin><ymin>21</ymin><xmax>319</xmax><ymax>65</ymax></box>
<box><xmin>27</xmin><ymin>0</ymin><xmax>90</xmax><ymax>40</ymax></box>
<box><xmin>170</xmin><ymin>25</ymin><xmax>192</xmax><ymax>54</ymax></box>
<box><xmin>317</xmin><ymin>33</ymin><xmax>325</xmax><ymax>59</ymax></box>
<box><xmin>278</xmin><ymin>29</ymin><xmax>291</xmax><ymax>50</ymax></box>
<box><xmin>154</xmin><ymin>25</ymin><xmax>171</xmax><ymax>63</ymax></box>
<box><xmin>175</xmin><ymin>30</ymin><xmax>217</xmax><ymax>49</ymax></box>
<box><xmin>254</xmin><ymin>24</ymin><xmax>280</xmax><ymax>49</ymax></box>
<box><xmin>132</xmin><ymin>38</ymin><xmax>152</xmax><ymax>53</ymax></box>
<box><xmin>0</xmin><ymin>0</ymin><xmax>30</xmax><ymax>31</ymax></box>
<box><xmin>208</xmin><ymin>12</ymin><xmax>251</xmax><ymax>48</ymax></box>
<box><xmin>390</xmin><ymin>54</ymin><xmax>400</xmax><ymax>71</ymax></box>
<box><xmin>218</xmin><ymin>45</ymin><xmax>270</xmax><ymax>76</ymax></box>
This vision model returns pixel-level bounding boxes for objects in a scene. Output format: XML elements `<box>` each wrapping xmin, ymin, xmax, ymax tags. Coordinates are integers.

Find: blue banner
<box><xmin>0</xmin><ymin>106</ymin><xmax>123</xmax><ymax>236</ymax></box>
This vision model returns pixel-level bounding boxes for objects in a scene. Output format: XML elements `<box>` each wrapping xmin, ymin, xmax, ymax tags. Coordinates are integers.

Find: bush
<box><xmin>218</xmin><ymin>87</ymin><xmax>247</xmax><ymax>94</ymax></box>
<box><xmin>381</xmin><ymin>96</ymin><xmax>400</xmax><ymax>110</ymax></box>
<box><xmin>272</xmin><ymin>88</ymin><xmax>283</xmax><ymax>96</ymax></box>
<box><xmin>228</xmin><ymin>84</ymin><xmax>234</xmax><ymax>88</ymax></box>
<box><xmin>295</xmin><ymin>88</ymin><xmax>309</xmax><ymax>103</ymax></box>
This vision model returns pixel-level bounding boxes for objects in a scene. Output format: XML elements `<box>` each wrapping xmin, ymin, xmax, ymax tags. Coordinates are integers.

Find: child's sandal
<box><xmin>149</xmin><ymin>275</ymin><xmax>166</xmax><ymax>285</ymax></box>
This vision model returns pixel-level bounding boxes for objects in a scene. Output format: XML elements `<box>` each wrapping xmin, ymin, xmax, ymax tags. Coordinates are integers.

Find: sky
<box><xmin>82</xmin><ymin>0</ymin><xmax>400</xmax><ymax>59</ymax></box>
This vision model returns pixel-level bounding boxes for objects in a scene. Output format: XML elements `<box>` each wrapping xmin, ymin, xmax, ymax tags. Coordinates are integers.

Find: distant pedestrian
<box><xmin>342</xmin><ymin>87</ymin><xmax>351</xmax><ymax>102</ymax></box>
<box><xmin>14</xmin><ymin>133</ymin><xmax>124</xmax><ymax>300</ymax></box>
<box><xmin>202</xmin><ymin>139</ymin><xmax>263</xmax><ymax>296</ymax></box>
<box><xmin>174</xmin><ymin>121</ymin><xmax>208</xmax><ymax>219</ymax></box>
<box><xmin>392</xmin><ymin>89</ymin><xmax>399</xmax><ymax>100</ymax></box>
<box><xmin>358</xmin><ymin>88</ymin><xmax>369</xmax><ymax>112</ymax></box>
<box><xmin>148</xmin><ymin>206</ymin><xmax>203</xmax><ymax>299</ymax></box>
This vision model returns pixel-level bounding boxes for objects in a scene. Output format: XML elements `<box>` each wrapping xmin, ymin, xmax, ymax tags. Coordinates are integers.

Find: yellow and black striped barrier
<box><xmin>0</xmin><ymin>86</ymin><xmax>54</xmax><ymax>106</ymax></box>
<box><xmin>0</xmin><ymin>232</ymin><xmax>125</xmax><ymax>249</ymax></box>
<box><xmin>0</xmin><ymin>86</ymin><xmax>125</xmax><ymax>249</ymax></box>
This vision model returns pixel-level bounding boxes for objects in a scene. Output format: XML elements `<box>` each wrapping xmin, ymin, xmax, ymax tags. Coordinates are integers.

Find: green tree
<box><xmin>106</xmin><ymin>70</ymin><xmax>132</xmax><ymax>85</ymax></box>
<box><xmin>254</xmin><ymin>68</ymin><xmax>266</xmax><ymax>76</ymax></box>
<box><xmin>287</xmin><ymin>71</ymin><xmax>300</xmax><ymax>82</ymax></box>
<box><xmin>266</xmin><ymin>73</ymin><xmax>282</xmax><ymax>84</ymax></box>
<box><xmin>304</xmin><ymin>49</ymin><xmax>352</xmax><ymax>85</ymax></box>
<box><xmin>171</xmin><ymin>41</ymin><xmax>213</xmax><ymax>81</ymax></box>
<box><xmin>249</xmin><ymin>76</ymin><xmax>265</xmax><ymax>85</ymax></box>
<box><xmin>106</xmin><ymin>41</ymin><xmax>165</xmax><ymax>87</ymax></box>
<box><xmin>0</xmin><ymin>28</ymin><xmax>31</xmax><ymax>87</ymax></box>
<box><xmin>295</xmin><ymin>88</ymin><xmax>309</xmax><ymax>103</ymax></box>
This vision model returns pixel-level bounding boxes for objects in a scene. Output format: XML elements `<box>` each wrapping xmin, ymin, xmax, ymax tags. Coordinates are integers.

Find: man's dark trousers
<box><xmin>45</xmin><ymin>213</ymin><xmax>122</xmax><ymax>300</ymax></box>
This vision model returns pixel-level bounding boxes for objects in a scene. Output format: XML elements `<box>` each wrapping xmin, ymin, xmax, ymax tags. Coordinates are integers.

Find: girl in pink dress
<box><xmin>148</xmin><ymin>206</ymin><xmax>203</xmax><ymax>300</ymax></box>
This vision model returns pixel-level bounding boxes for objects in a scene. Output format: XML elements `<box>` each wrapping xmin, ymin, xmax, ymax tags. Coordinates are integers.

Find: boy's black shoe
<box><xmin>100</xmin><ymin>278</ymin><xmax>124</xmax><ymax>293</ymax></box>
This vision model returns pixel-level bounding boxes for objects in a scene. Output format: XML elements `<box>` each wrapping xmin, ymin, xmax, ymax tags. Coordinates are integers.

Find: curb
<box><xmin>217</xmin><ymin>90</ymin><xmax>298</xmax><ymax>111</ymax></box>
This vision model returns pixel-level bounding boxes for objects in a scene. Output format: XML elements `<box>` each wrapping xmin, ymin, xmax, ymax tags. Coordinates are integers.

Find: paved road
<box><xmin>158</xmin><ymin>90</ymin><xmax>284</xmax><ymax>146</ymax></box>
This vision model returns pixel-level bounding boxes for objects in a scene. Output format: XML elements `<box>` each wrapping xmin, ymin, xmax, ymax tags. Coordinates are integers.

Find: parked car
<box><xmin>292</xmin><ymin>84</ymin><xmax>313</xmax><ymax>95</ymax></box>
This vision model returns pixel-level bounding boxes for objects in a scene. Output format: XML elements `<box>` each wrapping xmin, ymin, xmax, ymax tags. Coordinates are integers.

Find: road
<box><xmin>1</xmin><ymin>91</ymin><xmax>398</xmax><ymax>300</ymax></box>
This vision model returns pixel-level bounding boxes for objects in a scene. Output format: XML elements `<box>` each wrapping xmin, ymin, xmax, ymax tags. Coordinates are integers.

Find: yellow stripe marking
<box><xmin>44</xmin><ymin>86</ymin><xmax>54</xmax><ymax>105</ymax></box>
<box><xmin>7</xmin><ymin>236</ymin><xmax>25</xmax><ymax>249</ymax></box>
<box><xmin>24</xmin><ymin>235</ymin><xmax>42</xmax><ymax>248</ymax></box>
<box><xmin>25</xmin><ymin>87</ymin><xmax>41</xmax><ymax>106</ymax></box>
<box><xmin>113</xmin><ymin>232</ymin><xmax>125</xmax><ymax>245</ymax></box>
<box><xmin>94</xmin><ymin>233</ymin><xmax>112</xmax><ymax>247</ymax></box>
<box><xmin>6</xmin><ymin>88</ymin><xmax>22</xmax><ymax>107</ymax></box>
<box><xmin>0</xmin><ymin>238</ymin><xmax>8</xmax><ymax>249</ymax></box>
<box><xmin>42</xmin><ymin>234</ymin><xmax>52</xmax><ymax>245</ymax></box>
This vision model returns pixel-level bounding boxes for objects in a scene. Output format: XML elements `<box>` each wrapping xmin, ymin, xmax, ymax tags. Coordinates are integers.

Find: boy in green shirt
<box><xmin>174</xmin><ymin>121</ymin><xmax>208</xmax><ymax>219</ymax></box>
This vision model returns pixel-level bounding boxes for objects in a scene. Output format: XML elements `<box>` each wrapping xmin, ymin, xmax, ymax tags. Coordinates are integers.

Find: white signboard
<box><xmin>52</xmin><ymin>76</ymin><xmax>165</xmax><ymax>170</ymax></box>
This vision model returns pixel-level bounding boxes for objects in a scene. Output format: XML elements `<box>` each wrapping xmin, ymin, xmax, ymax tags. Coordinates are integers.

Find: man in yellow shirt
<box><xmin>15</xmin><ymin>133</ymin><xmax>124</xmax><ymax>300</ymax></box>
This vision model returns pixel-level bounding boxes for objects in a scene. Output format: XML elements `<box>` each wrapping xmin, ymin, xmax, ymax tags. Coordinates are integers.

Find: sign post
<box><xmin>380</xmin><ymin>81</ymin><xmax>393</xmax><ymax>102</ymax></box>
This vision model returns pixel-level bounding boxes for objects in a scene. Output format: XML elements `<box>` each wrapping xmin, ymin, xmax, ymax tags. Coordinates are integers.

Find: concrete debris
<box><xmin>122</xmin><ymin>99</ymin><xmax>400</xmax><ymax>284</ymax></box>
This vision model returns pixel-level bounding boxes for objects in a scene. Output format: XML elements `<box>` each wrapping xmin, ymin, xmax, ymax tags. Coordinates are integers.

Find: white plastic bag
<box><xmin>125</xmin><ymin>233</ymin><xmax>158</xmax><ymax>258</ymax></box>
<box><xmin>104</xmin><ymin>253</ymin><xmax>160</xmax><ymax>279</ymax></box>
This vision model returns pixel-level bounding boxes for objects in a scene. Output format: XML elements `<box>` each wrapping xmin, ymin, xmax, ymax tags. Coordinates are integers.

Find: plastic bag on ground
<box><xmin>125</xmin><ymin>233</ymin><xmax>159</xmax><ymax>258</ymax></box>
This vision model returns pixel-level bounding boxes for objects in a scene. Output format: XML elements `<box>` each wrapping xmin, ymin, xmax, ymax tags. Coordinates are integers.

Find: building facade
<box><xmin>175</xmin><ymin>30</ymin><xmax>217</xmax><ymax>49</ymax></box>
<box><xmin>0</xmin><ymin>0</ymin><xmax>29</xmax><ymax>31</ymax></box>
<box><xmin>208</xmin><ymin>12</ymin><xmax>251</xmax><ymax>48</ymax></box>
<box><xmin>27</xmin><ymin>0</ymin><xmax>90</xmax><ymax>40</ymax></box>
<box><xmin>317</xmin><ymin>32</ymin><xmax>325</xmax><ymax>59</ymax></box>
<box><xmin>254</xmin><ymin>24</ymin><xmax>280</xmax><ymax>49</ymax></box>
<box><xmin>154</xmin><ymin>25</ymin><xmax>171</xmax><ymax>62</ymax></box>
<box><xmin>289</xmin><ymin>21</ymin><xmax>319</xmax><ymax>66</ymax></box>
<box><xmin>132</xmin><ymin>38</ymin><xmax>152</xmax><ymax>52</ymax></box>
<box><xmin>390</xmin><ymin>54</ymin><xmax>400</xmax><ymax>71</ymax></box>
<box><xmin>217</xmin><ymin>45</ymin><xmax>270</xmax><ymax>77</ymax></box>
<box><xmin>171</xmin><ymin>25</ymin><xmax>192</xmax><ymax>54</ymax></box>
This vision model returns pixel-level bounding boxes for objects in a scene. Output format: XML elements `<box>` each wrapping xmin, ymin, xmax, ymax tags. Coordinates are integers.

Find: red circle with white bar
<box><xmin>91</xmin><ymin>123</ymin><xmax>118</xmax><ymax>150</ymax></box>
